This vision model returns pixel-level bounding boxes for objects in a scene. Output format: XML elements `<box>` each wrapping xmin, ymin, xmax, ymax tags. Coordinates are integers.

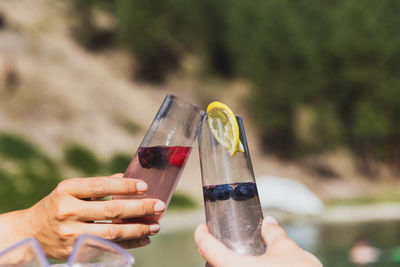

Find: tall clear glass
<box><xmin>115</xmin><ymin>94</ymin><xmax>205</xmax><ymax>221</ymax></box>
<box><xmin>198</xmin><ymin>116</ymin><xmax>266</xmax><ymax>255</ymax></box>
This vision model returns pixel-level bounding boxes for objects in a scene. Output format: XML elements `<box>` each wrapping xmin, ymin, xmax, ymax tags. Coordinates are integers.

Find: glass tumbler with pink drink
<box><xmin>114</xmin><ymin>94</ymin><xmax>205</xmax><ymax>222</ymax></box>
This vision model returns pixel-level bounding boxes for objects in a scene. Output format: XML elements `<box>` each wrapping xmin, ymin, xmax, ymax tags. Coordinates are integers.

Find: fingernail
<box><xmin>136</xmin><ymin>182</ymin><xmax>148</xmax><ymax>192</ymax></box>
<box><xmin>150</xmin><ymin>224</ymin><xmax>160</xmax><ymax>233</ymax></box>
<box><xmin>154</xmin><ymin>201</ymin><xmax>166</xmax><ymax>213</ymax></box>
<box><xmin>264</xmin><ymin>216</ymin><xmax>278</xmax><ymax>225</ymax></box>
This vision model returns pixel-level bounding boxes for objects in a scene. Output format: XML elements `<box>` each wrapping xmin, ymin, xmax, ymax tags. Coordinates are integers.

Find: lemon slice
<box><xmin>206</xmin><ymin>101</ymin><xmax>243</xmax><ymax>156</ymax></box>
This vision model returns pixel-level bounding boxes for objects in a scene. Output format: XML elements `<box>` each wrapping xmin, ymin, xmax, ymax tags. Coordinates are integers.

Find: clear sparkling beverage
<box><xmin>199</xmin><ymin>116</ymin><xmax>266</xmax><ymax>255</ymax></box>
<box><xmin>203</xmin><ymin>182</ymin><xmax>265</xmax><ymax>254</ymax></box>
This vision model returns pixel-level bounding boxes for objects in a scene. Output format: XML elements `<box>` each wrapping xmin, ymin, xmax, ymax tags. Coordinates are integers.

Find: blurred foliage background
<box><xmin>1</xmin><ymin>0</ymin><xmax>400</xmax><ymax>265</ymax></box>
<box><xmin>69</xmin><ymin>0</ymin><xmax>400</xmax><ymax>170</ymax></box>
<box><xmin>1</xmin><ymin>0</ymin><xmax>400</xmax><ymax>211</ymax></box>
<box><xmin>0</xmin><ymin>133</ymin><xmax>195</xmax><ymax>212</ymax></box>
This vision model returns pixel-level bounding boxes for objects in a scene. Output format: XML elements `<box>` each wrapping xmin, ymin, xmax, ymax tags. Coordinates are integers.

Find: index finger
<box><xmin>57</xmin><ymin>177</ymin><xmax>148</xmax><ymax>198</ymax></box>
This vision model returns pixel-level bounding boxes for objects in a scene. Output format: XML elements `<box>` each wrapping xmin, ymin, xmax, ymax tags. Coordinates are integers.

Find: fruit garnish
<box><xmin>169</xmin><ymin>147</ymin><xmax>190</xmax><ymax>168</ymax></box>
<box><xmin>206</xmin><ymin>101</ymin><xmax>244</xmax><ymax>156</ymax></box>
<box><xmin>232</xmin><ymin>182</ymin><xmax>257</xmax><ymax>201</ymax></box>
<box><xmin>203</xmin><ymin>186</ymin><xmax>216</xmax><ymax>202</ymax></box>
<box><xmin>138</xmin><ymin>147</ymin><xmax>168</xmax><ymax>169</ymax></box>
<box><xmin>212</xmin><ymin>184</ymin><xmax>234</xmax><ymax>200</ymax></box>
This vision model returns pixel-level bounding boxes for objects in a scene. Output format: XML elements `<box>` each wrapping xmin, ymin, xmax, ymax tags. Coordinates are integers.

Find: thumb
<box><xmin>261</xmin><ymin>216</ymin><xmax>289</xmax><ymax>247</ymax></box>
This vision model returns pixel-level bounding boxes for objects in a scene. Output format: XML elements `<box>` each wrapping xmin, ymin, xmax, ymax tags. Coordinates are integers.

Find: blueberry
<box><xmin>233</xmin><ymin>183</ymin><xmax>257</xmax><ymax>201</ymax></box>
<box><xmin>212</xmin><ymin>184</ymin><xmax>233</xmax><ymax>201</ymax></box>
<box><xmin>138</xmin><ymin>147</ymin><xmax>168</xmax><ymax>169</ymax></box>
<box><xmin>203</xmin><ymin>186</ymin><xmax>216</xmax><ymax>202</ymax></box>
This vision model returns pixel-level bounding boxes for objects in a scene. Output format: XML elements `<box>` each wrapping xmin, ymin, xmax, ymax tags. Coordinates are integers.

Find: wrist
<box><xmin>20</xmin><ymin>207</ymin><xmax>36</xmax><ymax>239</ymax></box>
<box><xmin>0</xmin><ymin>208</ymin><xmax>32</xmax><ymax>251</ymax></box>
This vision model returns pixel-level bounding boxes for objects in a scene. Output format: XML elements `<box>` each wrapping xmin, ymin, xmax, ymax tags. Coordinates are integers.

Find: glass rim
<box><xmin>0</xmin><ymin>237</ymin><xmax>50</xmax><ymax>267</ymax></box>
<box><xmin>166</xmin><ymin>94</ymin><xmax>205</xmax><ymax>115</ymax></box>
<box><xmin>68</xmin><ymin>233</ymin><xmax>135</xmax><ymax>266</ymax></box>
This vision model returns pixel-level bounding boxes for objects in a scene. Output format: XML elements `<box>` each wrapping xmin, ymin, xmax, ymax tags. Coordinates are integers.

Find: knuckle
<box><xmin>136</xmin><ymin>224</ymin><xmax>149</xmax><ymax>237</ymax></box>
<box><xmin>104</xmin><ymin>202</ymin><xmax>124</xmax><ymax>219</ymax></box>
<box><xmin>55</xmin><ymin>201</ymin><xmax>74</xmax><ymax>221</ymax></box>
<box><xmin>122</xmin><ymin>179</ymin><xmax>134</xmax><ymax>193</ymax></box>
<box><xmin>142</xmin><ymin>199</ymin><xmax>157</xmax><ymax>215</ymax></box>
<box><xmin>58</xmin><ymin>226</ymin><xmax>75</xmax><ymax>241</ymax></box>
<box><xmin>89</xmin><ymin>179</ymin><xmax>105</xmax><ymax>196</ymax></box>
<box><xmin>137</xmin><ymin>201</ymin><xmax>147</xmax><ymax>216</ymax></box>
<box><xmin>55</xmin><ymin>180</ymin><xmax>70</xmax><ymax>195</ymax></box>
<box><xmin>104</xmin><ymin>225</ymin><xmax>122</xmax><ymax>241</ymax></box>
<box><xmin>140</xmin><ymin>224</ymin><xmax>150</xmax><ymax>236</ymax></box>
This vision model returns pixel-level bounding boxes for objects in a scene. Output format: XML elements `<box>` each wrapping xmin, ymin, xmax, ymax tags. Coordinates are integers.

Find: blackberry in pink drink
<box><xmin>124</xmin><ymin>146</ymin><xmax>192</xmax><ymax>205</ymax></box>
<box><xmin>114</xmin><ymin>95</ymin><xmax>205</xmax><ymax>223</ymax></box>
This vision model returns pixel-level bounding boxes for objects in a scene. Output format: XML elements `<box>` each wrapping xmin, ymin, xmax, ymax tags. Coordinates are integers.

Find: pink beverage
<box><xmin>114</xmin><ymin>95</ymin><xmax>205</xmax><ymax>223</ymax></box>
<box><xmin>124</xmin><ymin>146</ymin><xmax>192</xmax><ymax>205</ymax></box>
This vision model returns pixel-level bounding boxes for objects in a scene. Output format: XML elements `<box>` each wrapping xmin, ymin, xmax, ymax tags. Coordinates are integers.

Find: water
<box><xmin>129</xmin><ymin>219</ymin><xmax>400</xmax><ymax>267</ymax></box>
<box><xmin>116</xmin><ymin>146</ymin><xmax>191</xmax><ymax>206</ymax></box>
<box><xmin>311</xmin><ymin>220</ymin><xmax>400</xmax><ymax>266</ymax></box>
<box><xmin>203</xmin><ymin>182</ymin><xmax>265</xmax><ymax>255</ymax></box>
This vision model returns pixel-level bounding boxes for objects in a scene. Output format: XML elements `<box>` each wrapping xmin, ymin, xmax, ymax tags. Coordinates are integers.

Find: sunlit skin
<box><xmin>194</xmin><ymin>216</ymin><xmax>323</xmax><ymax>267</ymax></box>
<box><xmin>0</xmin><ymin>173</ymin><xmax>166</xmax><ymax>259</ymax></box>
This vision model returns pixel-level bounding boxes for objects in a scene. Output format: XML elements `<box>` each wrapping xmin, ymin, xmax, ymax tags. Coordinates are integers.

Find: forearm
<box><xmin>0</xmin><ymin>208</ymin><xmax>32</xmax><ymax>252</ymax></box>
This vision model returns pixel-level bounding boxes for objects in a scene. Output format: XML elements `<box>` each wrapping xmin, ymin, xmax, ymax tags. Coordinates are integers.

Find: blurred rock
<box><xmin>257</xmin><ymin>175</ymin><xmax>324</xmax><ymax>216</ymax></box>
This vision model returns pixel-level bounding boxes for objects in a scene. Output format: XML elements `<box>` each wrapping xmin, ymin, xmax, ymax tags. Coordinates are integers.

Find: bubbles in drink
<box><xmin>203</xmin><ymin>182</ymin><xmax>266</xmax><ymax>255</ymax></box>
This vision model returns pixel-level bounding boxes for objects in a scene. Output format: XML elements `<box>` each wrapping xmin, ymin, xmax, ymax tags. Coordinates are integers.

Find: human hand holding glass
<box><xmin>194</xmin><ymin>217</ymin><xmax>323</xmax><ymax>267</ymax></box>
<box><xmin>0</xmin><ymin>174</ymin><xmax>164</xmax><ymax>259</ymax></box>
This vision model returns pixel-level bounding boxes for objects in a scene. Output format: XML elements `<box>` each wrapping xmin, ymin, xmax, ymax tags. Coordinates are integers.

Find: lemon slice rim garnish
<box><xmin>206</xmin><ymin>101</ymin><xmax>242</xmax><ymax>156</ymax></box>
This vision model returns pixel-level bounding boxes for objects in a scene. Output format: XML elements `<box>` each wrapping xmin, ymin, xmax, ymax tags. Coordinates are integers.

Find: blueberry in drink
<box><xmin>233</xmin><ymin>182</ymin><xmax>257</xmax><ymax>201</ymax></box>
<box><xmin>203</xmin><ymin>182</ymin><xmax>265</xmax><ymax>255</ymax></box>
<box><xmin>212</xmin><ymin>184</ymin><xmax>233</xmax><ymax>200</ymax></box>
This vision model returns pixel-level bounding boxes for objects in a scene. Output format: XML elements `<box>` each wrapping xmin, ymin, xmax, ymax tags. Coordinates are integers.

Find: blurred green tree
<box><xmin>0</xmin><ymin>134</ymin><xmax>61</xmax><ymax>212</ymax></box>
<box><xmin>107</xmin><ymin>153</ymin><xmax>131</xmax><ymax>174</ymax></box>
<box><xmin>67</xmin><ymin>0</ymin><xmax>400</xmax><ymax>170</ymax></box>
<box><xmin>64</xmin><ymin>144</ymin><xmax>101</xmax><ymax>176</ymax></box>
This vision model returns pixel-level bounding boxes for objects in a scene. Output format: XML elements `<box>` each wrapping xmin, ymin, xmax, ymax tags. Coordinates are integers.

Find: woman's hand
<box><xmin>194</xmin><ymin>217</ymin><xmax>323</xmax><ymax>267</ymax></box>
<box><xmin>18</xmin><ymin>174</ymin><xmax>165</xmax><ymax>259</ymax></box>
